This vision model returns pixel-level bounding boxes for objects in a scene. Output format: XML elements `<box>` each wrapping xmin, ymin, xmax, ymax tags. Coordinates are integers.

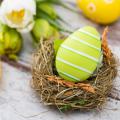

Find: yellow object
<box><xmin>77</xmin><ymin>0</ymin><xmax>120</xmax><ymax>24</ymax></box>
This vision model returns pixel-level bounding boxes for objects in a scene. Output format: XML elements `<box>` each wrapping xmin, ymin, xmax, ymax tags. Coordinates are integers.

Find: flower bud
<box><xmin>4</xmin><ymin>29</ymin><xmax>22</xmax><ymax>54</ymax></box>
<box><xmin>0</xmin><ymin>22</ymin><xmax>9</xmax><ymax>43</ymax></box>
<box><xmin>32</xmin><ymin>19</ymin><xmax>50</xmax><ymax>42</ymax></box>
<box><xmin>0</xmin><ymin>23</ymin><xmax>22</xmax><ymax>59</ymax></box>
<box><xmin>32</xmin><ymin>19</ymin><xmax>60</xmax><ymax>42</ymax></box>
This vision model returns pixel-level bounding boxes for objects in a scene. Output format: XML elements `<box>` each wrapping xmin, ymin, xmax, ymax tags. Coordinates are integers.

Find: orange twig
<box><xmin>102</xmin><ymin>27</ymin><xmax>112</xmax><ymax>64</ymax></box>
<box><xmin>46</xmin><ymin>75</ymin><xmax>95</xmax><ymax>93</ymax></box>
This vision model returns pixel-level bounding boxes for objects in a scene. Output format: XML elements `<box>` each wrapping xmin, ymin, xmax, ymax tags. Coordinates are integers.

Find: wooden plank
<box><xmin>0</xmin><ymin>1</ymin><xmax>120</xmax><ymax>120</ymax></box>
<box><xmin>0</xmin><ymin>61</ymin><xmax>2</xmax><ymax>80</ymax></box>
<box><xmin>0</xmin><ymin>62</ymin><xmax>120</xmax><ymax>120</ymax></box>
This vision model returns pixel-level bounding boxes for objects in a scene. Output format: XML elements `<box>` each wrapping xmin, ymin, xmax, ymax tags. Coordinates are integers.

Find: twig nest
<box><xmin>32</xmin><ymin>27</ymin><xmax>117</xmax><ymax>111</ymax></box>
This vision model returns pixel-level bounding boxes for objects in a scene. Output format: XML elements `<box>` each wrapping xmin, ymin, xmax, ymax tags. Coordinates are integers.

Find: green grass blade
<box><xmin>36</xmin><ymin>9</ymin><xmax>72</xmax><ymax>33</ymax></box>
<box><xmin>36</xmin><ymin>0</ymin><xmax>77</xmax><ymax>12</ymax></box>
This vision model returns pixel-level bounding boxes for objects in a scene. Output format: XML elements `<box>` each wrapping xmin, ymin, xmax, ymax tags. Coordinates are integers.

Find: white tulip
<box><xmin>0</xmin><ymin>0</ymin><xmax>36</xmax><ymax>33</ymax></box>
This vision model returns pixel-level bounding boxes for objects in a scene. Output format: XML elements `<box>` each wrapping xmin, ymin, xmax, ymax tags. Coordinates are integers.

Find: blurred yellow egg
<box><xmin>77</xmin><ymin>0</ymin><xmax>120</xmax><ymax>24</ymax></box>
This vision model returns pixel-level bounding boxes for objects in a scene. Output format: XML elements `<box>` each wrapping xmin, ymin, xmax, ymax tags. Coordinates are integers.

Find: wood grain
<box><xmin>0</xmin><ymin>1</ymin><xmax>120</xmax><ymax>120</ymax></box>
<box><xmin>0</xmin><ymin>61</ymin><xmax>2</xmax><ymax>80</ymax></box>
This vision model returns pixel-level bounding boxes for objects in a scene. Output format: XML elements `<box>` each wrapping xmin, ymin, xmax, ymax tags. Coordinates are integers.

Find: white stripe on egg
<box><xmin>61</xmin><ymin>44</ymin><xmax>99</xmax><ymax>63</ymax></box>
<box><xmin>70</xmin><ymin>35</ymin><xmax>101</xmax><ymax>51</ymax></box>
<box><xmin>57</xmin><ymin>57</ymin><xmax>92</xmax><ymax>74</ymax></box>
<box><xmin>58</xmin><ymin>70</ymin><xmax>80</xmax><ymax>81</ymax></box>
<box><xmin>78</xmin><ymin>29</ymin><xmax>100</xmax><ymax>40</ymax></box>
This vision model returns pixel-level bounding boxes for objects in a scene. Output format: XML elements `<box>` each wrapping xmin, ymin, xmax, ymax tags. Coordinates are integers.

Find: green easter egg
<box><xmin>56</xmin><ymin>26</ymin><xmax>102</xmax><ymax>82</ymax></box>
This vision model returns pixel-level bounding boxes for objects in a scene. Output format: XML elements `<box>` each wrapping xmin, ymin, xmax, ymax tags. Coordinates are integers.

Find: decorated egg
<box><xmin>55</xmin><ymin>26</ymin><xmax>102</xmax><ymax>82</ymax></box>
<box><xmin>77</xmin><ymin>0</ymin><xmax>120</xmax><ymax>24</ymax></box>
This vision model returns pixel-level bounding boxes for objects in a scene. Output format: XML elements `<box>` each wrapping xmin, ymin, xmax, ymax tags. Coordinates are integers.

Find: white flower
<box><xmin>0</xmin><ymin>0</ymin><xmax>36</xmax><ymax>33</ymax></box>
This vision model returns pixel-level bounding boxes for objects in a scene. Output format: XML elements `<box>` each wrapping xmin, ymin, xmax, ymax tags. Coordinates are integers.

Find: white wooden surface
<box><xmin>0</xmin><ymin>1</ymin><xmax>120</xmax><ymax>120</ymax></box>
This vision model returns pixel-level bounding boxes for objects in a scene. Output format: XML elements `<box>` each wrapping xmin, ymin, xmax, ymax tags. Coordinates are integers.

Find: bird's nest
<box><xmin>32</xmin><ymin>28</ymin><xmax>117</xmax><ymax>111</ymax></box>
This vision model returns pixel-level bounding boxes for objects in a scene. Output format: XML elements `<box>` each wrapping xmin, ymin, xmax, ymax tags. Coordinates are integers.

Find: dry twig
<box><xmin>46</xmin><ymin>75</ymin><xmax>95</xmax><ymax>93</ymax></box>
<box><xmin>102</xmin><ymin>27</ymin><xmax>112</xmax><ymax>64</ymax></box>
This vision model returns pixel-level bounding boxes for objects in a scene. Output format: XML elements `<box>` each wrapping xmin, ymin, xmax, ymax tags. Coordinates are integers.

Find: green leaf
<box><xmin>73</xmin><ymin>99</ymin><xmax>86</xmax><ymax>106</ymax></box>
<box><xmin>37</xmin><ymin>2</ymin><xmax>57</xmax><ymax>20</ymax></box>
<box><xmin>36</xmin><ymin>0</ymin><xmax>61</xmax><ymax>4</ymax></box>
<box><xmin>57</xmin><ymin>15</ymin><xmax>71</xmax><ymax>26</ymax></box>
<box><xmin>60</xmin><ymin>105</ymin><xmax>72</xmax><ymax>112</ymax></box>
<box><xmin>36</xmin><ymin>0</ymin><xmax>76</xmax><ymax>12</ymax></box>
<box><xmin>54</xmin><ymin>39</ymin><xmax>64</xmax><ymax>54</ymax></box>
<box><xmin>36</xmin><ymin>9</ymin><xmax>72</xmax><ymax>33</ymax></box>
